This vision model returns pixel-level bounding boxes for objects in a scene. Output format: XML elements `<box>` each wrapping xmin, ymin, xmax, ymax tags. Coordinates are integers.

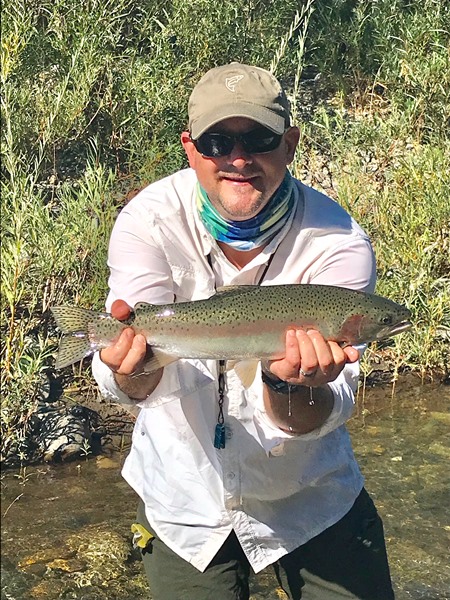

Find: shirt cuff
<box><xmin>92</xmin><ymin>352</ymin><xmax>215</xmax><ymax>408</ymax></box>
<box><xmin>91</xmin><ymin>352</ymin><xmax>138</xmax><ymax>407</ymax></box>
<box><xmin>252</xmin><ymin>365</ymin><xmax>358</xmax><ymax>453</ymax></box>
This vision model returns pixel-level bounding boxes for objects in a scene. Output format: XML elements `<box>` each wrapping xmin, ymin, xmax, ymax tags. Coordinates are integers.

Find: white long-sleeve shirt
<box><xmin>92</xmin><ymin>168</ymin><xmax>377</xmax><ymax>573</ymax></box>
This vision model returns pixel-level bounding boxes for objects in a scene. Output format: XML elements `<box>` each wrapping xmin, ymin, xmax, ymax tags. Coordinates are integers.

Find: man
<box><xmin>92</xmin><ymin>63</ymin><xmax>394</xmax><ymax>599</ymax></box>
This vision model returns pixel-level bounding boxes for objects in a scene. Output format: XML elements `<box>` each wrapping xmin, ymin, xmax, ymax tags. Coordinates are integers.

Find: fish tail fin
<box><xmin>51</xmin><ymin>306</ymin><xmax>99</xmax><ymax>334</ymax></box>
<box><xmin>51</xmin><ymin>306</ymin><xmax>101</xmax><ymax>369</ymax></box>
<box><xmin>55</xmin><ymin>335</ymin><xmax>93</xmax><ymax>369</ymax></box>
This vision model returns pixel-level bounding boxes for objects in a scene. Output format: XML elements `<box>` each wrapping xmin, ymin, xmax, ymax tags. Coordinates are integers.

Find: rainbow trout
<box><xmin>51</xmin><ymin>284</ymin><xmax>411</xmax><ymax>379</ymax></box>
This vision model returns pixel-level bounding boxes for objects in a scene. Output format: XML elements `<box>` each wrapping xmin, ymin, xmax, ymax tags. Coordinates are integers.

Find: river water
<box><xmin>1</xmin><ymin>375</ymin><xmax>449</xmax><ymax>600</ymax></box>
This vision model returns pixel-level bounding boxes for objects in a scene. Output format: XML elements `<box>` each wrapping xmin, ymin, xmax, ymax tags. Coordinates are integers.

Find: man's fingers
<box><xmin>285</xmin><ymin>329</ymin><xmax>301</xmax><ymax>367</ymax></box>
<box><xmin>265</xmin><ymin>328</ymin><xmax>362</xmax><ymax>386</ymax></box>
<box><xmin>304</xmin><ymin>330</ymin><xmax>335</xmax><ymax>376</ymax></box>
<box><xmin>272</xmin><ymin>329</ymin><xmax>319</xmax><ymax>382</ymax></box>
<box><xmin>269</xmin><ymin>329</ymin><xmax>360</xmax><ymax>386</ymax></box>
<box><xmin>100</xmin><ymin>328</ymin><xmax>135</xmax><ymax>371</ymax></box>
<box><xmin>343</xmin><ymin>345</ymin><xmax>360</xmax><ymax>363</ymax></box>
<box><xmin>116</xmin><ymin>334</ymin><xmax>147</xmax><ymax>375</ymax></box>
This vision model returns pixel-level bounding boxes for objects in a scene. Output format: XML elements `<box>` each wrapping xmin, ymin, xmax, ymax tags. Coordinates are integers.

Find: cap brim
<box><xmin>190</xmin><ymin>102</ymin><xmax>286</xmax><ymax>139</ymax></box>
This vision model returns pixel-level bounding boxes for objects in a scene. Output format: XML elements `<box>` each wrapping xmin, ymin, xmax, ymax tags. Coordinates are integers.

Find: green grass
<box><xmin>1</xmin><ymin>0</ymin><xmax>449</xmax><ymax>462</ymax></box>
<box><xmin>294</xmin><ymin>102</ymin><xmax>449</xmax><ymax>376</ymax></box>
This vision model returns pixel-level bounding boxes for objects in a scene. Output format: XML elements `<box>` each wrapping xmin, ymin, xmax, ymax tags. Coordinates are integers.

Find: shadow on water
<box><xmin>1</xmin><ymin>375</ymin><xmax>449</xmax><ymax>600</ymax></box>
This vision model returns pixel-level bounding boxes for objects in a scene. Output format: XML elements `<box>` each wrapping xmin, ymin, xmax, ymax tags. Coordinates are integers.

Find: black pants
<box><xmin>137</xmin><ymin>488</ymin><xmax>394</xmax><ymax>600</ymax></box>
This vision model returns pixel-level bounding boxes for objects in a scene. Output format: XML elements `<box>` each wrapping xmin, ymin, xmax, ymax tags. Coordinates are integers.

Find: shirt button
<box><xmin>225</xmin><ymin>429</ymin><xmax>233</xmax><ymax>440</ymax></box>
<box><xmin>227</xmin><ymin>472</ymin><xmax>235</xmax><ymax>480</ymax></box>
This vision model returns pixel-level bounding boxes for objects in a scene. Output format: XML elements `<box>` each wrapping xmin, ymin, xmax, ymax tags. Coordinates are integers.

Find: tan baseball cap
<box><xmin>188</xmin><ymin>62</ymin><xmax>291</xmax><ymax>140</ymax></box>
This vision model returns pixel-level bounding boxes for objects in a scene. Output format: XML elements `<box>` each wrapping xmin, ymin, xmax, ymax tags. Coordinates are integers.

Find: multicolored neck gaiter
<box><xmin>196</xmin><ymin>170</ymin><xmax>295</xmax><ymax>251</ymax></box>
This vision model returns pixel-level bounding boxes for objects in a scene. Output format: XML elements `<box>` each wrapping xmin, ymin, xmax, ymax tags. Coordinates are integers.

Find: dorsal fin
<box><xmin>134</xmin><ymin>301</ymin><xmax>154</xmax><ymax>312</ymax></box>
<box><xmin>214</xmin><ymin>285</ymin><xmax>258</xmax><ymax>297</ymax></box>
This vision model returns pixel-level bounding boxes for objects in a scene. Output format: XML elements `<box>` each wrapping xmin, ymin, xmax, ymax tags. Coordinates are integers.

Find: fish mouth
<box><xmin>376</xmin><ymin>320</ymin><xmax>412</xmax><ymax>340</ymax></box>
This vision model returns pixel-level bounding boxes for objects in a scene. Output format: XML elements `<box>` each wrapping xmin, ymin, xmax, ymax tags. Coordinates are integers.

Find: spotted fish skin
<box><xmin>51</xmin><ymin>284</ymin><xmax>411</xmax><ymax>370</ymax></box>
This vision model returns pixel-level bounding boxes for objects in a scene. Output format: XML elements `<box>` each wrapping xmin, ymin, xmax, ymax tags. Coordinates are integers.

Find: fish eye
<box><xmin>380</xmin><ymin>314</ymin><xmax>393</xmax><ymax>325</ymax></box>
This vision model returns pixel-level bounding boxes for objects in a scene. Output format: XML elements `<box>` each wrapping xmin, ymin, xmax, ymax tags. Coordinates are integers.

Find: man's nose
<box><xmin>226</xmin><ymin>141</ymin><xmax>253</xmax><ymax>167</ymax></box>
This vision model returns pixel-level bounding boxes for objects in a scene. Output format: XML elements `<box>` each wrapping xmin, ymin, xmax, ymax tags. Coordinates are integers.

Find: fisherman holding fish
<box><xmin>86</xmin><ymin>64</ymin><xmax>398</xmax><ymax>598</ymax></box>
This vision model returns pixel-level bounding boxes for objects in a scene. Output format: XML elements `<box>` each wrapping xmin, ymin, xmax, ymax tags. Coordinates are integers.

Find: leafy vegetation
<box><xmin>1</xmin><ymin>0</ymin><xmax>449</xmax><ymax>462</ymax></box>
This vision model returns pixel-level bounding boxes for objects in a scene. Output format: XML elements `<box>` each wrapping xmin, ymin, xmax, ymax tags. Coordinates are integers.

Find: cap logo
<box><xmin>225</xmin><ymin>75</ymin><xmax>244</xmax><ymax>92</ymax></box>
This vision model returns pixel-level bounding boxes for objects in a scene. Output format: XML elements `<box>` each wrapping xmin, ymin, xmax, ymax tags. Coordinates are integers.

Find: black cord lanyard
<box><xmin>208</xmin><ymin>251</ymin><xmax>276</xmax><ymax>450</ymax></box>
<box><xmin>213</xmin><ymin>360</ymin><xmax>227</xmax><ymax>449</ymax></box>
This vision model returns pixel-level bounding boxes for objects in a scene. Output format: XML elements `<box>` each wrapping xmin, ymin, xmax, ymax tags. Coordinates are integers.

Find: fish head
<box><xmin>373</xmin><ymin>307</ymin><xmax>412</xmax><ymax>341</ymax></box>
<box><xmin>350</xmin><ymin>299</ymin><xmax>412</xmax><ymax>344</ymax></box>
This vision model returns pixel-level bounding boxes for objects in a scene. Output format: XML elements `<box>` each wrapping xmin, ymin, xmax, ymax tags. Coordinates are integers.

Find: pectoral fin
<box><xmin>141</xmin><ymin>348</ymin><xmax>178</xmax><ymax>373</ymax></box>
<box><xmin>229</xmin><ymin>359</ymin><xmax>260</xmax><ymax>388</ymax></box>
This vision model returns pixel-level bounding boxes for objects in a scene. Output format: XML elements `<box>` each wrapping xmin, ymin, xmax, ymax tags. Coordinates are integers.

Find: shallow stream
<box><xmin>1</xmin><ymin>375</ymin><xmax>449</xmax><ymax>599</ymax></box>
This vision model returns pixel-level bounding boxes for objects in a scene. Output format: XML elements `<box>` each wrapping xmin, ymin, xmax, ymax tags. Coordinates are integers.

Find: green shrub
<box><xmin>1</xmin><ymin>0</ymin><xmax>448</xmax><ymax>462</ymax></box>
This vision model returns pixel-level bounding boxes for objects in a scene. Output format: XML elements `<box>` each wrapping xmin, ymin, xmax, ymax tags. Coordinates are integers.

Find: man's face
<box><xmin>181</xmin><ymin>117</ymin><xmax>300</xmax><ymax>221</ymax></box>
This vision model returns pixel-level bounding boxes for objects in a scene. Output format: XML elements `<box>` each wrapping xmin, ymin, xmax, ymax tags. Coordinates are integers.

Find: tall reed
<box><xmin>1</xmin><ymin>0</ymin><xmax>448</xmax><ymax>462</ymax></box>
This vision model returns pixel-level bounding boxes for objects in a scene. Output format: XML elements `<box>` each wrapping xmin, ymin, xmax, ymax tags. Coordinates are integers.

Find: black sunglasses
<box><xmin>191</xmin><ymin>127</ymin><xmax>284</xmax><ymax>158</ymax></box>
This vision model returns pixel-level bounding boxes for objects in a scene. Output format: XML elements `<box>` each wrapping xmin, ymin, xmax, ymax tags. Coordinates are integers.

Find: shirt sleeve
<box><xmin>306</xmin><ymin>234</ymin><xmax>376</xmax><ymax>432</ymax></box>
<box><xmin>253</xmin><ymin>234</ymin><xmax>376</xmax><ymax>450</ymax></box>
<box><xmin>252</xmin><ymin>358</ymin><xmax>361</xmax><ymax>453</ymax></box>
<box><xmin>91</xmin><ymin>201</ymin><xmax>180</xmax><ymax>403</ymax></box>
<box><xmin>309</xmin><ymin>236</ymin><xmax>377</xmax><ymax>293</ymax></box>
<box><xmin>105</xmin><ymin>205</ymin><xmax>175</xmax><ymax>309</ymax></box>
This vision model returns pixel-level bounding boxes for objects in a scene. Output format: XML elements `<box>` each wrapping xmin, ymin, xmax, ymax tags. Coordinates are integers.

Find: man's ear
<box><xmin>284</xmin><ymin>126</ymin><xmax>300</xmax><ymax>164</ymax></box>
<box><xmin>181</xmin><ymin>131</ymin><xmax>197</xmax><ymax>168</ymax></box>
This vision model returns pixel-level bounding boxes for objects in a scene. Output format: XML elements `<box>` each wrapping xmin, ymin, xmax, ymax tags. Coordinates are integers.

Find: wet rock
<box><xmin>15</xmin><ymin>523</ymin><xmax>134</xmax><ymax>595</ymax></box>
<box><xmin>37</xmin><ymin>402</ymin><xmax>101</xmax><ymax>462</ymax></box>
<box><xmin>249</xmin><ymin>568</ymin><xmax>289</xmax><ymax>599</ymax></box>
<box><xmin>362</xmin><ymin>368</ymin><xmax>398</xmax><ymax>387</ymax></box>
<box><xmin>1</xmin><ymin>557</ymin><xmax>35</xmax><ymax>600</ymax></box>
<box><xmin>401</xmin><ymin>581</ymin><xmax>450</xmax><ymax>600</ymax></box>
<box><xmin>3</xmin><ymin>401</ymin><xmax>104</xmax><ymax>466</ymax></box>
<box><xmin>18</xmin><ymin>548</ymin><xmax>68</xmax><ymax>569</ymax></box>
<box><xmin>95</xmin><ymin>455</ymin><xmax>121</xmax><ymax>469</ymax></box>
<box><xmin>46</xmin><ymin>558</ymin><xmax>85</xmax><ymax>573</ymax></box>
<box><xmin>66</xmin><ymin>524</ymin><xmax>131</xmax><ymax>587</ymax></box>
<box><xmin>365</xmin><ymin>426</ymin><xmax>382</xmax><ymax>436</ymax></box>
<box><xmin>3</xmin><ymin>389</ymin><xmax>137</xmax><ymax>467</ymax></box>
<box><xmin>30</xmin><ymin>580</ymin><xmax>66</xmax><ymax>599</ymax></box>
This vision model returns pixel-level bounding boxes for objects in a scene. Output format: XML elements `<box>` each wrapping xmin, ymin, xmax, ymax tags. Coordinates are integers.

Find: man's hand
<box><xmin>262</xmin><ymin>329</ymin><xmax>360</xmax><ymax>435</ymax></box>
<box><xmin>99</xmin><ymin>300</ymin><xmax>148</xmax><ymax>375</ymax></box>
<box><xmin>266</xmin><ymin>329</ymin><xmax>360</xmax><ymax>387</ymax></box>
<box><xmin>99</xmin><ymin>300</ymin><xmax>163</xmax><ymax>400</ymax></box>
